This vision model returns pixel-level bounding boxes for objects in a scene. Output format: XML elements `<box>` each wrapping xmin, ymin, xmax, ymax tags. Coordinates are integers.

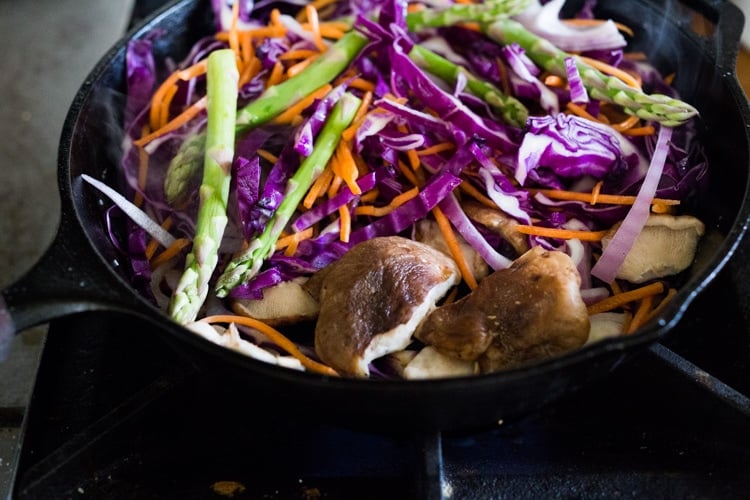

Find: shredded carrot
<box><xmin>341</xmin><ymin>92</ymin><xmax>375</xmax><ymax>141</ymax></box>
<box><xmin>417</xmin><ymin>142</ymin><xmax>455</xmax><ymax>157</ymax></box>
<box><xmin>396</xmin><ymin>159</ymin><xmax>421</xmax><ymax>188</ymax></box>
<box><xmin>317</xmin><ymin>24</ymin><xmax>347</xmax><ymax>40</ymax></box>
<box><xmin>134</xmin><ymin>125</ymin><xmax>151</xmax><ymax>207</ymax></box>
<box><xmin>333</xmin><ymin>141</ymin><xmax>361</xmax><ymax>195</ymax></box>
<box><xmin>646</xmin><ymin>287</ymin><xmax>677</xmax><ymax>321</ymax></box>
<box><xmin>159</xmin><ymin>84</ymin><xmax>180</xmax><ymax>132</ymax></box>
<box><xmin>238</xmin><ymin>57</ymin><xmax>262</xmax><ymax>88</ymax></box>
<box><xmin>275</xmin><ymin>227</ymin><xmax>314</xmax><ymax>251</ymax></box>
<box><xmin>566</xmin><ymin>102</ymin><xmax>600</xmax><ymax>123</ymax></box>
<box><xmin>149</xmin><ymin>72</ymin><xmax>181</xmax><ymax>131</ymax></box>
<box><xmin>266</xmin><ymin>61</ymin><xmax>285</xmax><ymax>87</ymax></box>
<box><xmin>303</xmin><ymin>165</ymin><xmax>334</xmax><ymax>209</ymax></box>
<box><xmin>273</xmin><ymin>84</ymin><xmax>332</xmax><ymax>124</ymax></box>
<box><xmin>626</xmin><ymin>293</ymin><xmax>655</xmax><ymax>334</ymax></box>
<box><xmin>359</xmin><ymin>188</ymin><xmax>379</xmax><ymax>204</ymax></box>
<box><xmin>544</xmin><ymin>75</ymin><xmax>566</xmax><ymax>88</ymax></box>
<box><xmin>590</xmin><ymin>181</ymin><xmax>603</xmax><ymax>206</ymax></box>
<box><xmin>578</xmin><ymin>56</ymin><xmax>642</xmax><ymax>89</ymax></box>
<box><xmin>529</xmin><ymin>188</ymin><xmax>680</xmax><ymax>207</ymax></box>
<box><xmin>256</xmin><ymin>148</ymin><xmax>279</xmax><ymax>164</ymax></box>
<box><xmin>457</xmin><ymin>21</ymin><xmax>481</xmax><ymax>32</ymax></box>
<box><xmin>347</xmin><ymin>78</ymin><xmax>377</xmax><ymax>93</ymax></box>
<box><xmin>621</xmin><ymin>125</ymin><xmax>656</xmax><ymax>136</ymax></box>
<box><xmin>200</xmin><ymin>315</ymin><xmax>339</xmax><ymax>376</ymax></box>
<box><xmin>587</xmin><ymin>281</ymin><xmax>665</xmax><ymax>315</ymax></box>
<box><xmin>228</xmin><ymin>1</ymin><xmax>241</xmax><ymax>58</ymax></box>
<box><xmin>295</xmin><ymin>0</ymin><xmax>339</xmax><ymax>21</ymax></box>
<box><xmin>515</xmin><ymin>225</ymin><xmax>608</xmax><ymax>242</ymax></box>
<box><xmin>327</xmin><ymin>174</ymin><xmax>343</xmax><ymax>199</ymax></box>
<box><xmin>610</xmin><ymin>278</ymin><xmax>624</xmax><ymax>296</ymax></box>
<box><xmin>338</xmin><ymin>204</ymin><xmax>352</xmax><ymax>242</ymax></box>
<box><xmin>151</xmin><ymin>237</ymin><xmax>190</xmax><ymax>268</ymax></box>
<box><xmin>432</xmin><ymin>206</ymin><xmax>478</xmax><ymax>290</ymax></box>
<box><xmin>135</xmin><ymin>96</ymin><xmax>208</xmax><ymax>147</ymax></box>
<box><xmin>562</xmin><ymin>18</ymin><xmax>634</xmax><ymax>37</ymax></box>
<box><xmin>270</xmin><ymin>8</ymin><xmax>283</xmax><ymax>27</ymax></box>
<box><xmin>304</xmin><ymin>4</ymin><xmax>327</xmax><ymax>52</ymax></box>
<box><xmin>611</xmin><ymin>114</ymin><xmax>641</xmax><ymax>132</ymax></box>
<box><xmin>279</xmin><ymin>49</ymin><xmax>320</xmax><ymax>61</ymax></box>
<box><xmin>286</xmin><ymin>54</ymin><xmax>321</xmax><ymax>78</ymax></box>
<box><xmin>226</xmin><ymin>26</ymin><xmax>287</xmax><ymax>39</ymax></box>
<box><xmin>460</xmin><ymin>181</ymin><xmax>497</xmax><ymax>209</ymax></box>
<box><xmin>354</xmin><ymin>186</ymin><xmax>420</xmax><ymax>217</ymax></box>
<box><xmin>664</xmin><ymin>73</ymin><xmax>676</xmax><ymax>86</ymax></box>
<box><xmin>239</xmin><ymin>31</ymin><xmax>254</xmax><ymax>66</ymax></box>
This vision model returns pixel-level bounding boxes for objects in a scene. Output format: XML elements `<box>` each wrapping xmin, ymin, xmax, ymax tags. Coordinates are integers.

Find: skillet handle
<box><xmin>0</xmin><ymin>208</ymin><xmax>150</xmax><ymax>360</ymax></box>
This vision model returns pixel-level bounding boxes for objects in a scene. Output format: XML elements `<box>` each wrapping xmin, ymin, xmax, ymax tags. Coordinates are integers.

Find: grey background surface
<box><xmin>0</xmin><ymin>0</ymin><xmax>133</xmax><ymax>494</ymax></box>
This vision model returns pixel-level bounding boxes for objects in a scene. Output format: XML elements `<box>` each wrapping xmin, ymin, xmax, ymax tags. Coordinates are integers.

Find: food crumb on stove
<box><xmin>210</xmin><ymin>481</ymin><xmax>246</xmax><ymax>497</ymax></box>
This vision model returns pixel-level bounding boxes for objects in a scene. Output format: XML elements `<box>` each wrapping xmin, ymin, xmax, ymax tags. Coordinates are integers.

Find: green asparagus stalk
<box><xmin>408</xmin><ymin>44</ymin><xmax>528</xmax><ymax>127</ymax></box>
<box><xmin>215</xmin><ymin>92</ymin><xmax>362</xmax><ymax>297</ymax></box>
<box><xmin>164</xmin><ymin>30</ymin><xmax>369</xmax><ymax>206</ymax></box>
<box><xmin>482</xmin><ymin>18</ymin><xmax>699</xmax><ymax>126</ymax></box>
<box><xmin>169</xmin><ymin>49</ymin><xmax>238</xmax><ymax>324</ymax></box>
<box><xmin>405</xmin><ymin>0</ymin><xmax>532</xmax><ymax>32</ymax></box>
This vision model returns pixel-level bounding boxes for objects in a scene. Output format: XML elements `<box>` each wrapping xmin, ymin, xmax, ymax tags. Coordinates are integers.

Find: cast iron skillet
<box><xmin>1</xmin><ymin>0</ymin><xmax>749</xmax><ymax>431</ymax></box>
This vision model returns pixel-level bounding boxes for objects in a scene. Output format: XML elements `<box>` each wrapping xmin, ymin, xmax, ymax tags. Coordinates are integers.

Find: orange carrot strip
<box><xmin>273</xmin><ymin>84</ymin><xmax>332</xmax><ymax>124</ymax></box>
<box><xmin>275</xmin><ymin>227</ymin><xmax>314</xmax><ymax>251</ymax></box>
<box><xmin>563</xmin><ymin>18</ymin><xmax>634</xmax><ymax>37</ymax></box>
<box><xmin>590</xmin><ymin>181</ymin><xmax>603</xmax><ymax>206</ymax></box>
<box><xmin>529</xmin><ymin>188</ymin><xmax>680</xmax><ymax>207</ymax></box>
<box><xmin>611</xmin><ymin>114</ymin><xmax>640</xmax><ymax>132</ymax></box>
<box><xmin>227</xmin><ymin>26</ymin><xmax>287</xmax><ymax>39</ymax></box>
<box><xmin>587</xmin><ymin>282</ymin><xmax>665</xmax><ymax>315</ymax></box>
<box><xmin>305</xmin><ymin>4</ymin><xmax>328</xmax><ymax>52</ymax></box>
<box><xmin>303</xmin><ymin>165</ymin><xmax>334</xmax><ymax>209</ymax></box>
<box><xmin>341</xmin><ymin>93</ymin><xmax>375</xmax><ymax>141</ymax></box>
<box><xmin>347</xmin><ymin>78</ymin><xmax>377</xmax><ymax>92</ymax></box>
<box><xmin>566</xmin><ymin>102</ymin><xmax>600</xmax><ymax>123</ymax></box>
<box><xmin>354</xmin><ymin>186</ymin><xmax>419</xmax><ymax>217</ymax></box>
<box><xmin>579</xmin><ymin>56</ymin><xmax>642</xmax><ymax>89</ymax></box>
<box><xmin>151</xmin><ymin>238</ymin><xmax>190</xmax><ymax>268</ymax></box>
<box><xmin>515</xmin><ymin>225</ymin><xmax>608</xmax><ymax>242</ymax></box>
<box><xmin>266</xmin><ymin>61</ymin><xmax>285</xmax><ymax>87</ymax></box>
<box><xmin>228</xmin><ymin>1</ymin><xmax>241</xmax><ymax>58</ymax></box>
<box><xmin>238</xmin><ymin>57</ymin><xmax>262</xmax><ymax>88</ymax></box>
<box><xmin>338</xmin><ymin>204</ymin><xmax>351</xmax><ymax>243</ymax></box>
<box><xmin>432</xmin><ymin>206</ymin><xmax>478</xmax><ymax>290</ymax></box>
<box><xmin>148</xmin><ymin>58</ymin><xmax>208</xmax><ymax>131</ymax></box>
<box><xmin>496</xmin><ymin>57</ymin><xmax>511</xmax><ymax>97</ymax></box>
<box><xmin>460</xmin><ymin>181</ymin><xmax>497</xmax><ymax>209</ymax></box>
<box><xmin>396</xmin><ymin>159</ymin><xmax>421</xmax><ymax>188</ymax></box>
<box><xmin>417</xmin><ymin>142</ymin><xmax>455</xmax><ymax>156</ymax></box>
<box><xmin>295</xmin><ymin>0</ymin><xmax>340</xmax><ymax>21</ymax></box>
<box><xmin>544</xmin><ymin>75</ymin><xmax>566</xmax><ymax>87</ymax></box>
<box><xmin>134</xmin><ymin>97</ymin><xmax>208</xmax><ymax>147</ymax></box>
<box><xmin>645</xmin><ymin>287</ymin><xmax>677</xmax><ymax>321</ymax></box>
<box><xmin>333</xmin><ymin>141</ymin><xmax>361</xmax><ymax>195</ymax></box>
<box><xmin>200</xmin><ymin>315</ymin><xmax>339</xmax><ymax>376</ymax></box>
<box><xmin>359</xmin><ymin>188</ymin><xmax>379</xmax><ymax>204</ymax></box>
<box><xmin>270</xmin><ymin>8</ymin><xmax>283</xmax><ymax>27</ymax></box>
<box><xmin>134</xmin><ymin>124</ymin><xmax>151</xmax><ymax>207</ymax></box>
<box><xmin>240</xmin><ymin>31</ymin><xmax>254</xmax><ymax>66</ymax></box>
<box><xmin>621</xmin><ymin>125</ymin><xmax>656</xmax><ymax>136</ymax></box>
<box><xmin>279</xmin><ymin>49</ymin><xmax>321</xmax><ymax>61</ymax></box>
<box><xmin>256</xmin><ymin>148</ymin><xmax>279</xmax><ymax>164</ymax></box>
<box><xmin>158</xmin><ymin>84</ymin><xmax>180</xmax><ymax>131</ymax></box>
<box><xmin>327</xmin><ymin>174</ymin><xmax>344</xmax><ymax>198</ymax></box>
<box><xmin>626</xmin><ymin>294</ymin><xmax>655</xmax><ymax>334</ymax></box>
<box><xmin>318</xmin><ymin>24</ymin><xmax>347</xmax><ymax>40</ymax></box>
<box><xmin>286</xmin><ymin>54</ymin><xmax>321</xmax><ymax>78</ymax></box>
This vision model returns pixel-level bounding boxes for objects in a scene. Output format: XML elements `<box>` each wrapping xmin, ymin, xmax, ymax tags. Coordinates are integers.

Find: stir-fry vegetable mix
<box><xmin>101</xmin><ymin>0</ymin><xmax>708</xmax><ymax>378</ymax></box>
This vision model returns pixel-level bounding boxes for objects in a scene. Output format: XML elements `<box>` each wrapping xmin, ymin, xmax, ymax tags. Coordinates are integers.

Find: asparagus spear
<box><xmin>405</xmin><ymin>0</ymin><xmax>532</xmax><ymax>32</ymax></box>
<box><xmin>215</xmin><ymin>92</ymin><xmax>362</xmax><ymax>297</ymax></box>
<box><xmin>169</xmin><ymin>49</ymin><xmax>238</xmax><ymax>324</ymax></box>
<box><xmin>164</xmin><ymin>30</ymin><xmax>369</xmax><ymax>206</ymax></box>
<box><xmin>482</xmin><ymin>18</ymin><xmax>698</xmax><ymax>126</ymax></box>
<box><xmin>408</xmin><ymin>44</ymin><xmax>528</xmax><ymax>127</ymax></box>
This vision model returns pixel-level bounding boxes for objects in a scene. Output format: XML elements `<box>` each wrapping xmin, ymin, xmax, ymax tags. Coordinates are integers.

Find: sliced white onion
<box><xmin>82</xmin><ymin>174</ymin><xmax>176</xmax><ymax>248</ymax></box>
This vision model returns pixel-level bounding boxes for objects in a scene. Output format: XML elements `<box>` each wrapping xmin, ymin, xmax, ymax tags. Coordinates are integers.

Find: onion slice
<box><xmin>82</xmin><ymin>174</ymin><xmax>176</xmax><ymax>249</ymax></box>
<box><xmin>591</xmin><ymin>125</ymin><xmax>673</xmax><ymax>283</ymax></box>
